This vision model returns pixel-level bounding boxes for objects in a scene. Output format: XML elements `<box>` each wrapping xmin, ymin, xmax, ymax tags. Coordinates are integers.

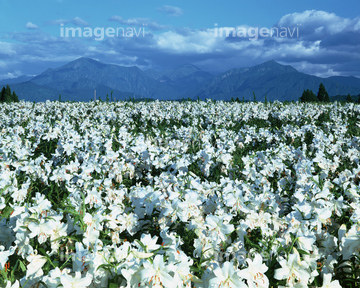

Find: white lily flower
<box><xmin>320</xmin><ymin>273</ymin><xmax>342</xmax><ymax>288</ymax></box>
<box><xmin>5</xmin><ymin>280</ymin><xmax>19</xmax><ymax>288</ymax></box>
<box><xmin>140</xmin><ymin>255</ymin><xmax>175</xmax><ymax>287</ymax></box>
<box><xmin>25</xmin><ymin>251</ymin><xmax>47</xmax><ymax>279</ymax></box>
<box><xmin>60</xmin><ymin>271</ymin><xmax>93</xmax><ymax>288</ymax></box>
<box><xmin>0</xmin><ymin>245</ymin><xmax>15</xmax><ymax>270</ymax></box>
<box><xmin>238</xmin><ymin>253</ymin><xmax>269</xmax><ymax>288</ymax></box>
<box><xmin>208</xmin><ymin>261</ymin><xmax>247</xmax><ymax>288</ymax></box>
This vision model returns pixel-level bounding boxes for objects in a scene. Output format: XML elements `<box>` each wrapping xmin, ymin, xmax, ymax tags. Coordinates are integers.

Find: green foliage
<box><xmin>324</xmin><ymin>92</ymin><xmax>330</xmax><ymax>102</ymax></box>
<box><xmin>0</xmin><ymin>86</ymin><xmax>5</xmax><ymax>102</ymax></box>
<box><xmin>11</xmin><ymin>91</ymin><xmax>19</xmax><ymax>102</ymax></box>
<box><xmin>300</xmin><ymin>89</ymin><xmax>318</xmax><ymax>102</ymax></box>
<box><xmin>317</xmin><ymin>83</ymin><xmax>329</xmax><ymax>102</ymax></box>
<box><xmin>244</xmin><ymin>228</ymin><xmax>263</xmax><ymax>251</ymax></box>
<box><xmin>346</xmin><ymin>93</ymin><xmax>353</xmax><ymax>103</ymax></box>
<box><xmin>315</xmin><ymin>111</ymin><xmax>331</xmax><ymax>126</ymax></box>
<box><xmin>333</xmin><ymin>256</ymin><xmax>360</xmax><ymax>287</ymax></box>
<box><xmin>0</xmin><ymin>85</ymin><xmax>19</xmax><ymax>103</ymax></box>
<box><xmin>33</xmin><ymin>138</ymin><xmax>59</xmax><ymax>160</ymax></box>
<box><xmin>175</xmin><ymin>222</ymin><xmax>198</xmax><ymax>259</ymax></box>
<box><xmin>346</xmin><ymin>112</ymin><xmax>360</xmax><ymax>137</ymax></box>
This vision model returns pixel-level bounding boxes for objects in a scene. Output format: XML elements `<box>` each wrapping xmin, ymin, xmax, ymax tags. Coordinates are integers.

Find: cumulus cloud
<box><xmin>276</xmin><ymin>10</ymin><xmax>353</xmax><ymax>40</ymax></box>
<box><xmin>25</xmin><ymin>22</ymin><xmax>39</xmax><ymax>30</ymax></box>
<box><xmin>109</xmin><ymin>16</ymin><xmax>169</xmax><ymax>31</ymax></box>
<box><xmin>0</xmin><ymin>42</ymin><xmax>17</xmax><ymax>56</ymax></box>
<box><xmin>289</xmin><ymin>61</ymin><xmax>341</xmax><ymax>77</ymax></box>
<box><xmin>1</xmin><ymin>10</ymin><xmax>360</xmax><ymax>79</ymax></box>
<box><xmin>72</xmin><ymin>17</ymin><xmax>90</xmax><ymax>26</ymax></box>
<box><xmin>46</xmin><ymin>17</ymin><xmax>90</xmax><ymax>26</ymax></box>
<box><xmin>106</xmin><ymin>10</ymin><xmax>360</xmax><ymax>76</ymax></box>
<box><xmin>0</xmin><ymin>71</ymin><xmax>23</xmax><ymax>79</ymax></box>
<box><xmin>154</xmin><ymin>30</ymin><xmax>217</xmax><ymax>53</ymax></box>
<box><xmin>157</xmin><ymin>5</ymin><xmax>183</xmax><ymax>17</ymax></box>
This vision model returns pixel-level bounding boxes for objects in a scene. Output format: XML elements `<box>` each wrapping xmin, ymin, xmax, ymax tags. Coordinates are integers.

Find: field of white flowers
<box><xmin>1</xmin><ymin>100</ymin><xmax>360</xmax><ymax>287</ymax></box>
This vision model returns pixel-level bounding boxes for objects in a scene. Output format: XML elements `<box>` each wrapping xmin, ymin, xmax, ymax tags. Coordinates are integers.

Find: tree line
<box><xmin>0</xmin><ymin>85</ymin><xmax>19</xmax><ymax>103</ymax></box>
<box><xmin>1</xmin><ymin>83</ymin><xmax>359</xmax><ymax>104</ymax></box>
<box><xmin>300</xmin><ymin>83</ymin><xmax>360</xmax><ymax>103</ymax></box>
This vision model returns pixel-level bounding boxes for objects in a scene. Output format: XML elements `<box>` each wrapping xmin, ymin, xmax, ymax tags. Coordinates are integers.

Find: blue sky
<box><xmin>1</xmin><ymin>0</ymin><xmax>360</xmax><ymax>79</ymax></box>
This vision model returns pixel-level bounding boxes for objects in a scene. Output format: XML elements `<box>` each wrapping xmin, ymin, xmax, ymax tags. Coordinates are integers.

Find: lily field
<box><xmin>1</xmin><ymin>100</ymin><xmax>360</xmax><ymax>287</ymax></box>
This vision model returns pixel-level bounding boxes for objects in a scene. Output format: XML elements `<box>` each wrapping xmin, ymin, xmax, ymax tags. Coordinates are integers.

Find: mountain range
<box><xmin>2</xmin><ymin>57</ymin><xmax>360</xmax><ymax>102</ymax></box>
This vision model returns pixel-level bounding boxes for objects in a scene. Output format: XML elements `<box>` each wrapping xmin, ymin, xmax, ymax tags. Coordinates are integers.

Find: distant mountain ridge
<box><xmin>327</xmin><ymin>76</ymin><xmax>360</xmax><ymax>89</ymax></box>
<box><xmin>195</xmin><ymin>60</ymin><xmax>360</xmax><ymax>101</ymax></box>
<box><xmin>2</xmin><ymin>57</ymin><xmax>360</xmax><ymax>102</ymax></box>
<box><xmin>0</xmin><ymin>75</ymin><xmax>33</xmax><ymax>86</ymax></box>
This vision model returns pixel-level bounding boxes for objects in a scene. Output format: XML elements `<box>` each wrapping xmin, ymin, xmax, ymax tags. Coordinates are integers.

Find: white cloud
<box><xmin>277</xmin><ymin>10</ymin><xmax>351</xmax><ymax>37</ymax></box>
<box><xmin>157</xmin><ymin>5</ymin><xmax>183</xmax><ymax>17</ymax></box>
<box><xmin>72</xmin><ymin>17</ymin><xmax>90</xmax><ymax>27</ymax></box>
<box><xmin>1</xmin><ymin>10</ymin><xmax>360</xmax><ymax>78</ymax></box>
<box><xmin>0</xmin><ymin>42</ymin><xmax>16</xmax><ymax>56</ymax></box>
<box><xmin>1</xmin><ymin>71</ymin><xmax>22</xmax><ymax>79</ymax></box>
<box><xmin>290</xmin><ymin>61</ymin><xmax>341</xmax><ymax>77</ymax></box>
<box><xmin>154</xmin><ymin>30</ymin><xmax>218</xmax><ymax>53</ymax></box>
<box><xmin>25</xmin><ymin>22</ymin><xmax>39</xmax><ymax>30</ymax></box>
<box><xmin>46</xmin><ymin>17</ymin><xmax>89</xmax><ymax>27</ymax></box>
<box><xmin>354</xmin><ymin>18</ymin><xmax>360</xmax><ymax>31</ymax></box>
<box><xmin>109</xmin><ymin>16</ymin><xmax>169</xmax><ymax>31</ymax></box>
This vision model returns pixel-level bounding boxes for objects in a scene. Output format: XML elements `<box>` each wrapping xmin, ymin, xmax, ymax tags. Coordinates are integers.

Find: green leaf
<box><xmin>27</xmin><ymin>217</ymin><xmax>40</xmax><ymax>224</ymax></box>
<box><xmin>0</xmin><ymin>269</ymin><xmax>8</xmax><ymax>281</ymax></box>
<box><xmin>0</xmin><ymin>205</ymin><xmax>14</xmax><ymax>219</ymax></box>
<box><xmin>297</xmin><ymin>249</ymin><xmax>310</xmax><ymax>255</ymax></box>
<box><xmin>19</xmin><ymin>261</ymin><xmax>26</xmax><ymax>272</ymax></box>
<box><xmin>39</xmin><ymin>248</ymin><xmax>56</xmax><ymax>269</ymax></box>
<box><xmin>0</xmin><ymin>184</ymin><xmax>12</xmax><ymax>197</ymax></box>
<box><xmin>135</xmin><ymin>239</ymin><xmax>147</xmax><ymax>252</ymax></box>
<box><xmin>96</xmin><ymin>263</ymin><xmax>112</xmax><ymax>271</ymax></box>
